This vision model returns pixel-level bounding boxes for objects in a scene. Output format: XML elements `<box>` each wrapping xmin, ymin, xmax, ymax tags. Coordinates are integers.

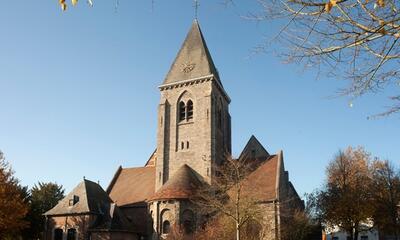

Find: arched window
<box><xmin>181</xmin><ymin>142</ymin><xmax>184</xmax><ymax>150</ymax></box>
<box><xmin>67</xmin><ymin>228</ymin><xmax>76</xmax><ymax>240</ymax></box>
<box><xmin>186</xmin><ymin>100</ymin><xmax>193</xmax><ymax>120</ymax></box>
<box><xmin>53</xmin><ymin>228</ymin><xmax>63</xmax><ymax>240</ymax></box>
<box><xmin>162</xmin><ymin>220</ymin><xmax>171</xmax><ymax>234</ymax></box>
<box><xmin>179</xmin><ymin>101</ymin><xmax>186</xmax><ymax>121</ymax></box>
<box><xmin>186</xmin><ymin>141</ymin><xmax>189</xmax><ymax>149</ymax></box>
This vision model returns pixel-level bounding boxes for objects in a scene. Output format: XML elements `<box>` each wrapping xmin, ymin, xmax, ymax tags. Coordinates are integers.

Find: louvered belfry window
<box><xmin>186</xmin><ymin>100</ymin><xmax>193</xmax><ymax>120</ymax></box>
<box><xmin>179</xmin><ymin>101</ymin><xmax>186</xmax><ymax>121</ymax></box>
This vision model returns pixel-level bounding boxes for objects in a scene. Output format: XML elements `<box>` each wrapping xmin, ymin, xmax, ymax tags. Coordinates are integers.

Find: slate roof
<box><xmin>162</xmin><ymin>20</ymin><xmax>221</xmax><ymax>85</ymax></box>
<box><xmin>148</xmin><ymin>164</ymin><xmax>203</xmax><ymax>201</ymax></box>
<box><xmin>107</xmin><ymin>166</ymin><xmax>155</xmax><ymax>206</ymax></box>
<box><xmin>45</xmin><ymin>179</ymin><xmax>112</xmax><ymax>216</ymax></box>
<box><xmin>45</xmin><ymin>179</ymin><xmax>135</xmax><ymax>232</ymax></box>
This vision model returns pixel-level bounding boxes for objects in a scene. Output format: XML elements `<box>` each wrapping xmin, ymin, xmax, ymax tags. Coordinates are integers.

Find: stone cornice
<box><xmin>158</xmin><ymin>74</ymin><xmax>231</xmax><ymax>103</ymax></box>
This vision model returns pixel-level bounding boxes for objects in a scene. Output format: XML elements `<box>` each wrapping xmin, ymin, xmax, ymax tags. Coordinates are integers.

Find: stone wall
<box><xmin>259</xmin><ymin>202</ymin><xmax>278</xmax><ymax>240</ymax></box>
<box><xmin>44</xmin><ymin>214</ymin><xmax>93</xmax><ymax>240</ymax></box>
<box><xmin>148</xmin><ymin>199</ymin><xmax>197</xmax><ymax>239</ymax></box>
<box><xmin>45</xmin><ymin>214</ymin><xmax>138</xmax><ymax>240</ymax></box>
<box><xmin>156</xmin><ymin>78</ymin><xmax>230</xmax><ymax>190</ymax></box>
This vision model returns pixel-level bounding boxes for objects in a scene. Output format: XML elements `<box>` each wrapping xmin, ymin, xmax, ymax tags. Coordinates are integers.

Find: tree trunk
<box><xmin>236</xmin><ymin>221</ymin><xmax>240</xmax><ymax>240</ymax></box>
<box><xmin>354</xmin><ymin>228</ymin><xmax>359</xmax><ymax>240</ymax></box>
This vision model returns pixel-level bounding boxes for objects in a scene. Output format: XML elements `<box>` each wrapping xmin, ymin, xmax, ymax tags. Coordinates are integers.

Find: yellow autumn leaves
<box><xmin>325</xmin><ymin>0</ymin><xmax>385</xmax><ymax>12</ymax></box>
<box><xmin>59</xmin><ymin>0</ymin><xmax>93</xmax><ymax>11</ymax></box>
<box><xmin>325</xmin><ymin>0</ymin><xmax>337</xmax><ymax>12</ymax></box>
<box><xmin>59</xmin><ymin>0</ymin><xmax>76</xmax><ymax>11</ymax></box>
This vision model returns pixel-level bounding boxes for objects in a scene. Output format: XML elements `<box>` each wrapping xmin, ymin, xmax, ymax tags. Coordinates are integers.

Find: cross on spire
<box><xmin>193</xmin><ymin>0</ymin><xmax>200</xmax><ymax>19</ymax></box>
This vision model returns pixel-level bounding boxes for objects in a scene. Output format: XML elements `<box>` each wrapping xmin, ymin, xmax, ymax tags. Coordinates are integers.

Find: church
<box><xmin>44</xmin><ymin>20</ymin><xmax>303</xmax><ymax>240</ymax></box>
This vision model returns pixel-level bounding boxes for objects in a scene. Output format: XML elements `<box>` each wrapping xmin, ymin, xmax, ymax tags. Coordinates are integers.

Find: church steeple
<box><xmin>156</xmin><ymin>20</ymin><xmax>231</xmax><ymax>191</ymax></box>
<box><xmin>162</xmin><ymin>20</ymin><xmax>220</xmax><ymax>85</ymax></box>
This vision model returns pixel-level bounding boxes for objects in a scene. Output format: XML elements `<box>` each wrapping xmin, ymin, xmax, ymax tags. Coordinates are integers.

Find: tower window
<box><xmin>186</xmin><ymin>141</ymin><xmax>189</xmax><ymax>149</ymax></box>
<box><xmin>187</xmin><ymin>100</ymin><xmax>193</xmax><ymax>120</ymax></box>
<box><xmin>181</xmin><ymin>142</ymin><xmax>185</xmax><ymax>150</ymax></box>
<box><xmin>179</xmin><ymin>101</ymin><xmax>186</xmax><ymax>121</ymax></box>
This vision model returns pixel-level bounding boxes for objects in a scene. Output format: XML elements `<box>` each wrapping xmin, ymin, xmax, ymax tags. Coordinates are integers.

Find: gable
<box><xmin>144</xmin><ymin>149</ymin><xmax>157</xmax><ymax>167</ymax></box>
<box><xmin>239</xmin><ymin>135</ymin><xmax>270</xmax><ymax>161</ymax></box>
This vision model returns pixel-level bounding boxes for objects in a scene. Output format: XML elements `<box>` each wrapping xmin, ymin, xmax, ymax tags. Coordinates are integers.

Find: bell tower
<box><xmin>155</xmin><ymin>20</ymin><xmax>231</xmax><ymax>190</ymax></box>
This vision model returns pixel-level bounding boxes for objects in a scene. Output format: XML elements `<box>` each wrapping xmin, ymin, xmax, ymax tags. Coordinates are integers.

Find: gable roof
<box><xmin>107</xmin><ymin>166</ymin><xmax>155</xmax><ymax>207</ymax></box>
<box><xmin>45</xmin><ymin>179</ymin><xmax>112</xmax><ymax>216</ymax></box>
<box><xmin>148</xmin><ymin>164</ymin><xmax>203</xmax><ymax>201</ymax></box>
<box><xmin>241</xmin><ymin>155</ymin><xmax>279</xmax><ymax>202</ymax></box>
<box><xmin>144</xmin><ymin>149</ymin><xmax>157</xmax><ymax>167</ymax></box>
<box><xmin>239</xmin><ymin>135</ymin><xmax>270</xmax><ymax>161</ymax></box>
<box><xmin>162</xmin><ymin>20</ymin><xmax>221</xmax><ymax>86</ymax></box>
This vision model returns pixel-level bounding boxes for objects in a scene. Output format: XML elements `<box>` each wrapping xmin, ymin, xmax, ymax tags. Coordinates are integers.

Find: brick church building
<box><xmin>44</xmin><ymin>20</ymin><xmax>303</xmax><ymax>240</ymax></box>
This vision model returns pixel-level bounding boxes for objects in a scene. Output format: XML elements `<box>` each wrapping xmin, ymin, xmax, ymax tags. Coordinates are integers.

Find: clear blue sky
<box><xmin>1</xmin><ymin>1</ymin><xmax>399</xmax><ymax>196</ymax></box>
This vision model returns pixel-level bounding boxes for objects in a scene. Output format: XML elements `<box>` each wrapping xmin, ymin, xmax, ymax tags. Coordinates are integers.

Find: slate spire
<box><xmin>162</xmin><ymin>20</ymin><xmax>220</xmax><ymax>85</ymax></box>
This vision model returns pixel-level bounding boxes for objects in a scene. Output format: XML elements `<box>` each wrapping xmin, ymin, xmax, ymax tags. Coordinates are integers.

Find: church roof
<box><xmin>162</xmin><ymin>20</ymin><xmax>221</xmax><ymax>86</ymax></box>
<box><xmin>240</xmin><ymin>154</ymin><xmax>279</xmax><ymax>202</ymax></box>
<box><xmin>45</xmin><ymin>179</ymin><xmax>113</xmax><ymax>216</ymax></box>
<box><xmin>107</xmin><ymin>166</ymin><xmax>155</xmax><ymax>207</ymax></box>
<box><xmin>148</xmin><ymin>164</ymin><xmax>203</xmax><ymax>201</ymax></box>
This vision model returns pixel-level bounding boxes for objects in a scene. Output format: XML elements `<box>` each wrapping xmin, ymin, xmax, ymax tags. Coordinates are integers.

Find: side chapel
<box><xmin>44</xmin><ymin>20</ymin><xmax>303</xmax><ymax>240</ymax></box>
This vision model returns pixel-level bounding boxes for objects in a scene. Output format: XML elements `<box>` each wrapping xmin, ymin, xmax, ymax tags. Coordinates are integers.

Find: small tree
<box><xmin>370</xmin><ymin>159</ymin><xmax>400</xmax><ymax>239</ymax></box>
<box><xmin>281</xmin><ymin>209</ymin><xmax>317</xmax><ymax>240</ymax></box>
<box><xmin>192</xmin><ymin>157</ymin><xmax>267</xmax><ymax>240</ymax></box>
<box><xmin>0</xmin><ymin>151</ymin><xmax>28</xmax><ymax>238</ymax></box>
<box><xmin>22</xmin><ymin>182</ymin><xmax>65</xmax><ymax>239</ymax></box>
<box><xmin>317</xmin><ymin>147</ymin><xmax>374</xmax><ymax>240</ymax></box>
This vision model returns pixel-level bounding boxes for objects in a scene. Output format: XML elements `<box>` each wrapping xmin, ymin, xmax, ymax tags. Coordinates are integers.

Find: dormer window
<box><xmin>68</xmin><ymin>195</ymin><xmax>79</xmax><ymax>206</ymax></box>
<box><xmin>179</xmin><ymin>101</ymin><xmax>186</xmax><ymax>121</ymax></box>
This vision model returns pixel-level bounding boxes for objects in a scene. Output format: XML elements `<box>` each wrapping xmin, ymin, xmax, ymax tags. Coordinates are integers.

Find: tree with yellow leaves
<box><xmin>0</xmin><ymin>151</ymin><xmax>28</xmax><ymax>238</ymax></box>
<box><xmin>314</xmin><ymin>147</ymin><xmax>374</xmax><ymax>240</ymax></box>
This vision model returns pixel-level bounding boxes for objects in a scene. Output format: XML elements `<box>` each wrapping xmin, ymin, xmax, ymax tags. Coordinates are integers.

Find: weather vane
<box><xmin>194</xmin><ymin>0</ymin><xmax>200</xmax><ymax>19</ymax></box>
